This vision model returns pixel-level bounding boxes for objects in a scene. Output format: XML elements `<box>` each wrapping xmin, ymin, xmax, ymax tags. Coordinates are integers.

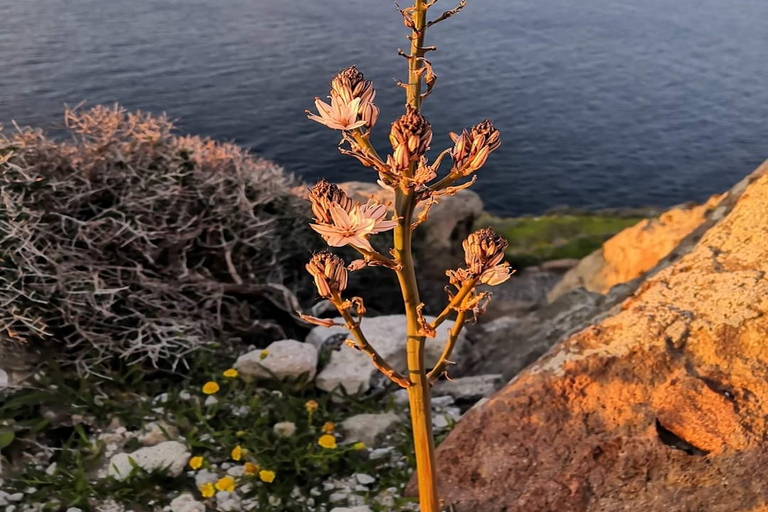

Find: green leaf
<box><xmin>0</xmin><ymin>429</ymin><xmax>15</xmax><ymax>450</ymax></box>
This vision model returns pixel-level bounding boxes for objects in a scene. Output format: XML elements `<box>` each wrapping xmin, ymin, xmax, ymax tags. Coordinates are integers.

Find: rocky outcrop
<box><xmin>424</xmin><ymin>161</ymin><xmax>768</xmax><ymax>511</ymax></box>
<box><xmin>455</xmin><ymin>286</ymin><xmax>632</xmax><ymax>380</ymax></box>
<box><xmin>548</xmin><ymin>194</ymin><xmax>724</xmax><ymax>302</ymax></box>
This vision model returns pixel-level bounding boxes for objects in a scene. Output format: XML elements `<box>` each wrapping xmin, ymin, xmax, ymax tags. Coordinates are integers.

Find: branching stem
<box><xmin>428</xmin><ymin>307</ymin><xmax>467</xmax><ymax>382</ymax></box>
<box><xmin>330</xmin><ymin>293</ymin><xmax>410</xmax><ymax>388</ymax></box>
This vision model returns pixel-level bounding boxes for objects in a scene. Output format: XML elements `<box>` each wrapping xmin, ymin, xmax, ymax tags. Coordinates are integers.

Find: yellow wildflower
<box><xmin>223</xmin><ymin>368</ymin><xmax>238</xmax><ymax>378</ymax></box>
<box><xmin>260</xmin><ymin>349</ymin><xmax>269</xmax><ymax>360</ymax></box>
<box><xmin>202</xmin><ymin>381</ymin><xmax>219</xmax><ymax>395</ymax></box>
<box><xmin>189</xmin><ymin>456</ymin><xmax>203</xmax><ymax>470</ymax></box>
<box><xmin>244</xmin><ymin>462</ymin><xmax>259</xmax><ymax>476</ymax></box>
<box><xmin>215</xmin><ymin>476</ymin><xmax>236</xmax><ymax>493</ymax></box>
<box><xmin>199</xmin><ymin>482</ymin><xmax>215</xmax><ymax>498</ymax></box>
<box><xmin>318</xmin><ymin>434</ymin><xmax>337</xmax><ymax>449</ymax></box>
<box><xmin>231</xmin><ymin>445</ymin><xmax>243</xmax><ymax>461</ymax></box>
<box><xmin>321</xmin><ymin>422</ymin><xmax>335</xmax><ymax>433</ymax></box>
<box><xmin>353</xmin><ymin>442</ymin><xmax>366</xmax><ymax>450</ymax></box>
<box><xmin>259</xmin><ymin>469</ymin><xmax>276</xmax><ymax>483</ymax></box>
<box><xmin>305</xmin><ymin>399</ymin><xmax>319</xmax><ymax>413</ymax></box>
<box><xmin>236</xmin><ymin>430</ymin><xmax>247</xmax><ymax>437</ymax></box>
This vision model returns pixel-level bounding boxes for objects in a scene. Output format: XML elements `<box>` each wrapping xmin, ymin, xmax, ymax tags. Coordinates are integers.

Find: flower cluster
<box><xmin>449</xmin><ymin>119</ymin><xmax>501</xmax><ymax>176</ymax></box>
<box><xmin>307</xmin><ymin>66</ymin><xmax>379</xmax><ymax>131</ymax></box>
<box><xmin>446</xmin><ymin>228</ymin><xmax>512</xmax><ymax>287</ymax></box>
<box><xmin>307</xmin><ymin>179</ymin><xmax>395</xmax><ymax>252</ymax></box>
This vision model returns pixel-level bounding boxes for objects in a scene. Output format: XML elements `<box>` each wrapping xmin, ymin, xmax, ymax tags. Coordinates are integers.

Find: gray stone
<box><xmin>340</xmin><ymin>412</ymin><xmax>401</xmax><ymax>447</ymax></box>
<box><xmin>107</xmin><ymin>441</ymin><xmax>190</xmax><ymax>480</ymax></box>
<box><xmin>307</xmin><ymin>315</ymin><xmax>466</xmax><ymax>395</ymax></box>
<box><xmin>330</xmin><ymin>507</ymin><xmax>373</xmax><ymax>512</ymax></box>
<box><xmin>234</xmin><ymin>340</ymin><xmax>317</xmax><ymax>382</ymax></box>
<box><xmin>432</xmin><ymin>374</ymin><xmax>505</xmax><ymax>401</ymax></box>
<box><xmin>169</xmin><ymin>494</ymin><xmax>205</xmax><ymax>512</ymax></box>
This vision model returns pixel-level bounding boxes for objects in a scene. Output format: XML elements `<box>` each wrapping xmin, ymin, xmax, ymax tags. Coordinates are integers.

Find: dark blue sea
<box><xmin>1</xmin><ymin>0</ymin><xmax>767</xmax><ymax>216</ymax></box>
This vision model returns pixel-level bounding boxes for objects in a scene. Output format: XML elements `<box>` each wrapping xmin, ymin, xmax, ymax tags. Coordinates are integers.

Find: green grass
<box><xmin>478</xmin><ymin>213</ymin><xmax>645</xmax><ymax>268</ymax></box>
<box><xmin>0</xmin><ymin>351</ymin><xmax>427</xmax><ymax>511</ymax></box>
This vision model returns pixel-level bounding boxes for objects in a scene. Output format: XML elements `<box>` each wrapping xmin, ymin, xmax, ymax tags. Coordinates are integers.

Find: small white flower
<box><xmin>273</xmin><ymin>421</ymin><xmax>297</xmax><ymax>438</ymax></box>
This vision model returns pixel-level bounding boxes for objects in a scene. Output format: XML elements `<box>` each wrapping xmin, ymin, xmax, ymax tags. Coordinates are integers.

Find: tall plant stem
<box><xmin>395</xmin><ymin>0</ymin><xmax>440</xmax><ymax>510</ymax></box>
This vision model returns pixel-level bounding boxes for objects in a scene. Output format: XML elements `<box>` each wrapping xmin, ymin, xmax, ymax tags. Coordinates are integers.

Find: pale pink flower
<box><xmin>311</xmin><ymin>203</ymin><xmax>376</xmax><ymax>251</ymax></box>
<box><xmin>307</xmin><ymin>96</ymin><xmax>366</xmax><ymax>131</ymax></box>
<box><xmin>358</xmin><ymin>200</ymin><xmax>397</xmax><ymax>234</ymax></box>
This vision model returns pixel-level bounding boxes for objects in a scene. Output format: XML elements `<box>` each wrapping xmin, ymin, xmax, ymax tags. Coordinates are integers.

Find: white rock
<box><xmin>341</xmin><ymin>412</ymin><xmax>400</xmax><ymax>447</ymax></box>
<box><xmin>273</xmin><ymin>421</ymin><xmax>297</xmax><ymax>438</ymax></box>
<box><xmin>234</xmin><ymin>340</ymin><xmax>317</xmax><ymax>381</ymax></box>
<box><xmin>138</xmin><ymin>422</ymin><xmax>179</xmax><ymax>447</ymax></box>
<box><xmin>6</xmin><ymin>495</ymin><xmax>23</xmax><ymax>503</ymax></box>
<box><xmin>354</xmin><ymin>473</ymin><xmax>375</xmax><ymax>485</ymax></box>
<box><xmin>215</xmin><ymin>491</ymin><xmax>241</xmax><ymax>512</ymax></box>
<box><xmin>0</xmin><ymin>370</ymin><xmax>8</xmax><ymax>389</ymax></box>
<box><xmin>368</xmin><ymin>447</ymin><xmax>394</xmax><ymax>460</ymax></box>
<box><xmin>194</xmin><ymin>469</ymin><xmax>218</xmax><ymax>488</ymax></box>
<box><xmin>45</xmin><ymin>462</ymin><xmax>57</xmax><ymax>475</ymax></box>
<box><xmin>226</xmin><ymin>465</ymin><xmax>244</xmax><ymax>477</ymax></box>
<box><xmin>107</xmin><ymin>441</ymin><xmax>190</xmax><ymax>480</ymax></box>
<box><xmin>330</xmin><ymin>507</ymin><xmax>373</xmax><ymax>512</ymax></box>
<box><xmin>170</xmin><ymin>494</ymin><xmax>205</xmax><ymax>512</ymax></box>
<box><xmin>65</xmin><ymin>508</ymin><xmax>83</xmax><ymax>512</ymax></box>
<box><xmin>307</xmin><ymin>315</ymin><xmax>466</xmax><ymax>395</ymax></box>
<box><xmin>204</xmin><ymin>396</ymin><xmax>218</xmax><ymax>406</ymax></box>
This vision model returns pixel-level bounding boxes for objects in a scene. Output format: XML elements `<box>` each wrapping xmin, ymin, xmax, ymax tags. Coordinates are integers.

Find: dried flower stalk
<box><xmin>303</xmin><ymin>1</ymin><xmax>508</xmax><ymax>510</ymax></box>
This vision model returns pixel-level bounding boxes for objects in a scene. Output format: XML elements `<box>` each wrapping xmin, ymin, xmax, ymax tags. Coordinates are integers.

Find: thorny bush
<box><xmin>0</xmin><ymin>105</ymin><xmax>318</xmax><ymax>372</ymax></box>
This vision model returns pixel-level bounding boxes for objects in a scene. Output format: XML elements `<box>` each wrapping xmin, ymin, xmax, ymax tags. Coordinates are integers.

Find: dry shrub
<box><xmin>0</xmin><ymin>105</ymin><xmax>318</xmax><ymax>371</ymax></box>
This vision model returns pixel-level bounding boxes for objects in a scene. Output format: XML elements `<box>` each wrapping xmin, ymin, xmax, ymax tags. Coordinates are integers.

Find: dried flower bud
<box><xmin>331</xmin><ymin>66</ymin><xmax>376</xmax><ymax>105</ymax></box>
<box><xmin>359</xmin><ymin>101</ymin><xmax>380</xmax><ymax>129</ymax></box>
<box><xmin>389</xmin><ymin>106</ymin><xmax>433</xmax><ymax>172</ymax></box>
<box><xmin>463</xmin><ymin>228</ymin><xmax>508</xmax><ymax>276</ymax></box>
<box><xmin>306</xmin><ymin>252</ymin><xmax>348</xmax><ymax>298</ymax></box>
<box><xmin>450</xmin><ymin>119</ymin><xmax>501</xmax><ymax>175</ymax></box>
<box><xmin>309</xmin><ymin>179</ymin><xmax>355</xmax><ymax>223</ymax></box>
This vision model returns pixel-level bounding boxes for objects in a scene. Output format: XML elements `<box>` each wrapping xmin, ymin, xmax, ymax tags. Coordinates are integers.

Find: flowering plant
<box><xmin>301</xmin><ymin>1</ymin><xmax>510</xmax><ymax>510</ymax></box>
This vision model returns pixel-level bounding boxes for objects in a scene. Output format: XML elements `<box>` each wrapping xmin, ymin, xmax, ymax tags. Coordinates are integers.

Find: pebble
<box><xmin>354</xmin><ymin>473</ymin><xmax>375</xmax><ymax>485</ymax></box>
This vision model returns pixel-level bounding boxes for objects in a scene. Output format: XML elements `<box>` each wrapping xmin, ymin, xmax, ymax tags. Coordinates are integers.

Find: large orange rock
<box><xmin>548</xmin><ymin>194</ymin><xmax>724</xmax><ymax>302</ymax></box>
<box><xmin>427</xmin><ymin>161</ymin><xmax>768</xmax><ymax>512</ymax></box>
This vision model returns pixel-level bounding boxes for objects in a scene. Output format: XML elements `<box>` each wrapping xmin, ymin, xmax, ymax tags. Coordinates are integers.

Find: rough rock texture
<box><xmin>340</xmin><ymin>412</ymin><xmax>401</xmax><ymax>447</ymax></box>
<box><xmin>457</xmin><ymin>286</ymin><xmax>633</xmax><ymax>380</ymax></box>
<box><xmin>424</xmin><ymin>161</ymin><xmax>768</xmax><ymax>512</ymax></box>
<box><xmin>307</xmin><ymin>315</ymin><xmax>466</xmax><ymax>395</ymax></box>
<box><xmin>548</xmin><ymin>194</ymin><xmax>724</xmax><ymax>302</ymax></box>
<box><xmin>107</xmin><ymin>441</ymin><xmax>190</xmax><ymax>480</ymax></box>
<box><xmin>234</xmin><ymin>339</ymin><xmax>318</xmax><ymax>382</ymax></box>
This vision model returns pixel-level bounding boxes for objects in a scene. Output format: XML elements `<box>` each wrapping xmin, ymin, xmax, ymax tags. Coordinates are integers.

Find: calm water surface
<box><xmin>1</xmin><ymin>0</ymin><xmax>767</xmax><ymax>215</ymax></box>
